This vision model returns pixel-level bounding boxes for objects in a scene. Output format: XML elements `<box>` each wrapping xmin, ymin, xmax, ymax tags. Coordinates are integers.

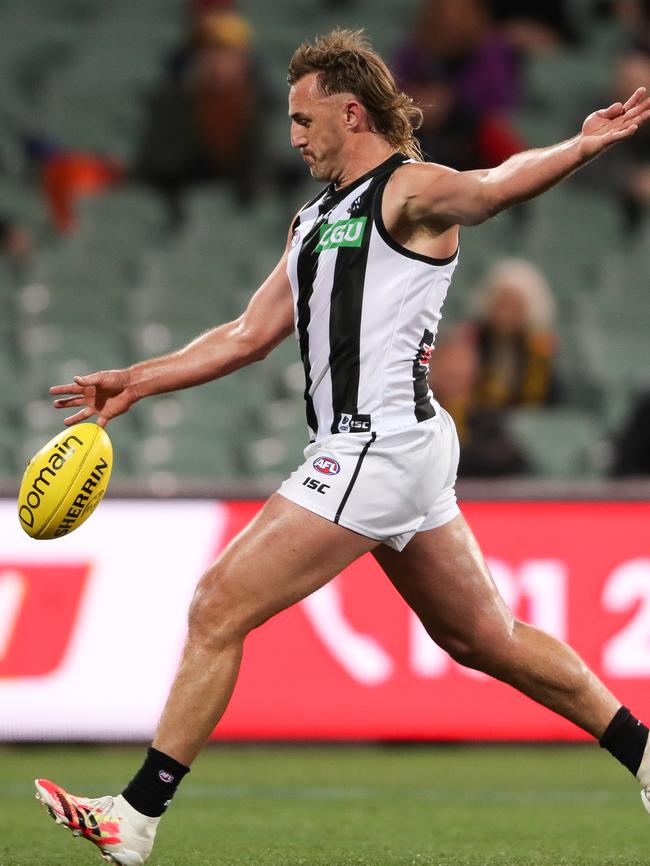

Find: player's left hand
<box><xmin>580</xmin><ymin>86</ymin><xmax>650</xmax><ymax>159</ymax></box>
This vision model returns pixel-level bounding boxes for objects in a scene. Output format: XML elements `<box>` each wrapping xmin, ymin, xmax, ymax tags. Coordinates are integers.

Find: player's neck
<box><xmin>333</xmin><ymin>135</ymin><xmax>396</xmax><ymax>190</ymax></box>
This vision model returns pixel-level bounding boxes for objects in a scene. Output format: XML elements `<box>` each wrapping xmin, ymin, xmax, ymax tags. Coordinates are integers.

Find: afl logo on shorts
<box><xmin>313</xmin><ymin>456</ymin><xmax>340</xmax><ymax>476</ymax></box>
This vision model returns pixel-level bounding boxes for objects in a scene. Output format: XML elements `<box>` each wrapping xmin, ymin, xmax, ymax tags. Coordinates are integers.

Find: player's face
<box><xmin>289</xmin><ymin>73</ymin><xmax>348</xmax><ymax>183</ymax></box>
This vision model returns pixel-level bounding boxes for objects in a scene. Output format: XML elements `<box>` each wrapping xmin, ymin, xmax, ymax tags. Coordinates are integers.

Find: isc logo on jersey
<box><xmin>316</xmin><ymin>218</ymin><xmax>367</xmax><ymax>252</ymax></box>
<box><xmin>313</xmin><ymin>456</ymin><xmax>341</xmax><ymax>476</ymax></box>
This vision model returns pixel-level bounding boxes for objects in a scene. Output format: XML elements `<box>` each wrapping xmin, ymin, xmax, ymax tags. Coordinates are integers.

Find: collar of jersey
<box><xmin>319</xmin><ymin>152</ymin><xmax>408</xmax><ymax>213</ymax></box>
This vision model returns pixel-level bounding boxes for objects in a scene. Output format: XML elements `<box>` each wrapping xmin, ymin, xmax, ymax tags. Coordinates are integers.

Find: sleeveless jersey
<box><xmin>286</xmin><ymin>152</ymin><xmax>458</xmax><ymax>442</ymax></box>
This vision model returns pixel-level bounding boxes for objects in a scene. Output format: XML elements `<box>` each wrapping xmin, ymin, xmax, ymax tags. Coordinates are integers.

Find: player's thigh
<box><xmin>372</xmin><ymin>513</ymin><xmax>513</xmax><ymax>653</ymax></box>
<box><xmin>192</xmin><ymin>492</ymin><xmax>380</xmax><ymax>633</ymax></box>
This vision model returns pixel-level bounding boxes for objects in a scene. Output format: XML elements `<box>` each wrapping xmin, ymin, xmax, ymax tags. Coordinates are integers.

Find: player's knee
<box><xmin>187</xmin><ymin>569</ymin><xmax>252</xmax><ymax>647</ymax></box>
<box><xmin>441</xmin><ymin>616</ymin><xmax>515</xmax><ymax>672</ymax></box>
<box><xmin>444</xmin><ymin>637</ymin><xmax>487</xmax><ymax>670</ymax></box>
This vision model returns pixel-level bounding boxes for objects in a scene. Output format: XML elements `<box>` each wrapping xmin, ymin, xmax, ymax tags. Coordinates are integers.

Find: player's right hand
<box><xmin>50</xmin><ymin>370</ymin><xmax>136</xmax><ymax>428</ymax></box>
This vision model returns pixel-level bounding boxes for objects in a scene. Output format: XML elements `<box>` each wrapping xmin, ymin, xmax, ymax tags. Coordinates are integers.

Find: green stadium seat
<box><xmin>21</xmin><ymin>323</ymin><xmax>131</xmax><ymax>413</ymax></box>
<box><xmin>0</xmin><ymin>175</ymin><xmax>50</xmax><ymax>235</ymax></box>
<box><xmin>0</xmin><ymin>0</ymin><xmax>645</xmax><ymax>487</ymax></box>
<box><xmin>135</xmin><ymin>430</ymin><xmax>241</xmax><ymax>481</ymax></box>
<box><xmin>509</xmin><ymin>408</ymin><xmax>603</xmax><ymax>478</ymax></box>
<box><xmin>75</xmin><ymin>188</ymin><xmax>168</xmax><ymax>253</ymax></box>
<box><xmin>26</xmin><ymin>244</ymin><xmax>135</xmax><ymax>327</ymax></box>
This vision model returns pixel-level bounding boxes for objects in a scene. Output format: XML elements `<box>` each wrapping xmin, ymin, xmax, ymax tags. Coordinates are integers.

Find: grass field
<box><xmin>1</xmin><ymin>744</ymin><xmax>647</xmax><ymax>866</ymax></box>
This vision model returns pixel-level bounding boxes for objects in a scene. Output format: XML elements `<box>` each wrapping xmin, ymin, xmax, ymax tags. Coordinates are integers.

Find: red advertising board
<box><xmin>0</xmin><ymin>562</ymin><xmax>90</xmax><ymax>678</ymax></box>
<box><xmin>1</xmin><ymin>499</ymin><xmax>650</xmax><ymax>741</ymax></box>
<box><xmin>214</xmin><ymin>501</ymin><xmax>650</xmax><ymax>741</ymax></box>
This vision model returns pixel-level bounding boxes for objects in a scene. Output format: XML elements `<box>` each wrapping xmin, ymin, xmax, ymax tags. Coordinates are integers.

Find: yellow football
<box><xmin>18</xmin><ymin>423</ymin><xmax>113</xmax><ymax>539</ymax></box>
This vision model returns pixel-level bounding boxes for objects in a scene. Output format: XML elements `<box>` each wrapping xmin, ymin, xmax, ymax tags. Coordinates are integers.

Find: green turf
<box><xmin>1</xmin><ymin>744</ymin><xmax>647</xmax><ymax>865</ymax></box>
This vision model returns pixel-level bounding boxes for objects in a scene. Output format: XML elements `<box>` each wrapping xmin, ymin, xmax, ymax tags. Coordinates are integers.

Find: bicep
<box><xmin>401</xmin><ymin>163</ymin><xmax>494</xmax><ymax>228</ymax></box>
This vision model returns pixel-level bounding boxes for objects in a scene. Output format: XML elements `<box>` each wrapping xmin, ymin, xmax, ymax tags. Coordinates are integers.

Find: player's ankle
<box><xmin>599</xmin><ymin>706</ymin><xmax>650</xmax><ymax>785</ymax></box>
<box><xmin>121</xmin><ymin>746</ymin><xmax>190</xmax><ymax>817</ymax></box>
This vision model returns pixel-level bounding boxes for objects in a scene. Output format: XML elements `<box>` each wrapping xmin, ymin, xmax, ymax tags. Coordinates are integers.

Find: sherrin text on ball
<box><xmin>18</xmin><ymin>423</ymin><xmax>113</xmax><ymax>539</ymax></box>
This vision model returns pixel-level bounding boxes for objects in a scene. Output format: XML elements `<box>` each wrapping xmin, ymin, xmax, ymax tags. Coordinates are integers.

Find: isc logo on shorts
<box><xmin>313</xmin><ymin>456</ymin><xmax>340</xmax><ymax>476</ymax></box>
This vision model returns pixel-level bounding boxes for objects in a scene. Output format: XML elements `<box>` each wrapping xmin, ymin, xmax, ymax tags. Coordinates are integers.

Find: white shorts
<box><xmin>277</xmin><ymin>407</ymin><xmax>460</xmax><ymax>551</ymax></box>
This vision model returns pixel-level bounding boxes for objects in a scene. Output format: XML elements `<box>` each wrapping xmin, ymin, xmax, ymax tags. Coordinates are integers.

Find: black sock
<box><xmin>121</xmin><ymin>747</ymin><xmax>190</xmax><ymax>817</ymax></box>
<box><xmin>599</xmin><ymin>706</ymin><xmax>649</xmax><ymax>778</ymax></box>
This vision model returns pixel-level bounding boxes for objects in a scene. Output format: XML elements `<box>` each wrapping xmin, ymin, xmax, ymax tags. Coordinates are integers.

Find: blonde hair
<box><xmin>471</xmin><ymin>258</ymin><xmax>556</xmax><ymax>329</ymax></box>
<box><xmin>288</xmin><ymin>29</ymin><xmax>424</xmax><ymax>161</ymax></box>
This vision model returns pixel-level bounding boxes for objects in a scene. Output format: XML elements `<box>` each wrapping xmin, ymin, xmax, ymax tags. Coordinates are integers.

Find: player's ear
<box><xmin>344</xmin><ymin>99</ymin><xmax>366</xmax><ymax>131</ymax></box>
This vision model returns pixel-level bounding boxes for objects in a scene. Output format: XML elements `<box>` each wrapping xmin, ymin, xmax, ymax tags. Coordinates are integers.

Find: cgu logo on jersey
<box><xmin>313</xmin><ymin>456</ymin><xmax>341</xmax><ymax>476</ymax></box>
<box><xmin>316</xmin><ymin>217</ymin><xmax>367</xmax><ymax>252</ymax></box>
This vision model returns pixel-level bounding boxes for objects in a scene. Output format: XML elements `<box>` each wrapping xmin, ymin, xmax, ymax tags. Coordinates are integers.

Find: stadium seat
<box><xmin>0</xmin><ymin>0</ymin><xmax>645</xmax><ymax>489</ymax></box>
<box><xmin>509</xmin><ymin>408</ymin><xmax>603</xmax><ymax>478</ymax></box>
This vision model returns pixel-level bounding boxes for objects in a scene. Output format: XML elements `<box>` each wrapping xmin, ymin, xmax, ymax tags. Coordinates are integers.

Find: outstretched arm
<box><xmin>51</xmin><ymin>248</ymin><xmax>295</xmax><ymax>427</ymax></box>
<box><xmin>401</xmin><ymin>86</ymin><xmax>650</xmax><ymax>228</ymax></box>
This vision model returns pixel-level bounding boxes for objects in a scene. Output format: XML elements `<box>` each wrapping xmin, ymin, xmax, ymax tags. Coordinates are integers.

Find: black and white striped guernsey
<box><xmin>286</xmin><ymin>152</ymin><xmax>458</xmax><ymax>442</ymax></box>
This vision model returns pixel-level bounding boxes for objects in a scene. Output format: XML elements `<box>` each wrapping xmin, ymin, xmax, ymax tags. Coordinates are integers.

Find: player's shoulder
<box><xmin>389</xmin><ymin>160</ymin><xmax>459</xmax><ymax>199</ymax></box>
<box><xmin>293</xmin><ymin>184</ymin><xmax>331</xmax><ymax>223</ymax></box>
<box><xmin>286</xmin><ymin>188</ymin><xmax>325</xmax><ymax>246</ymax></box>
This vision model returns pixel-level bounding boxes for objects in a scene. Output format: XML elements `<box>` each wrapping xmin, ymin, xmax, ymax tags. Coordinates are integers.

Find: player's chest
<box><xmin>289</xmin><ymin>191</ymin><xmax>374</xmax><ymax>271</ymax></box>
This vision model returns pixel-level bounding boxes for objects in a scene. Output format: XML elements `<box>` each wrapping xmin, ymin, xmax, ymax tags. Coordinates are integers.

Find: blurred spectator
<box><xmin>394</xmin><ymin>0</ymin><xmax>526</xmax><ymax>170</ymax></box>
<box><xmin>0</xmin><ymin>216</ymin><xmax>33</xmax><ymax>268</ymax></box>
<box><xmin>611</xmin><ymin>388</ymin><xmax>650</xmax><ymax>475</ymax></box>
<box><xmin>24</xmin><ymin>135</ymin><xmax>124</xmax><ymax>234</ymax></box>
<box><xmin>191</xmin><ymin>0</ymin><xmax>235</xmax><ymax>12</ymax></box>
<box><xmin>43</xmin><ymin>152</ymin><xmax>124</xmax><ymax>234</ymax></box>
<box><xmin>167</xmin><ymin>0</ymin><xmax>238</xmax><ymax>81</ymax></box>
<box><xmin>430</xmin><ymin>326</ymin><xmax>530</xmax><ymax>476</ymax></box>
<box><xmin>467</xmin><ymin>259</ymin><xmax>562</xmax><ymax>409</ymax></box>
<box><xmin>22</xmin><ymin>5</ymin><xmax>263</xmax><ymax>232</ymax></box>
<box><xmin>488</xmin><ymin>0</ymin><xmax>582</xmax><ymax>51</ymax></box>
<box><xmin>575</xmin><ymin>50</ymin><xmax>650</xmax><ymax>230</ymax></box>
<box><xmin>614</xmin><ymin>0</ymin><xmax>650</xmax><ymax>54</ymax></box>
<box><xmin>133</xmin><ymin>9</ymin><xmax>264</xmax><ymax>221</ymax></box>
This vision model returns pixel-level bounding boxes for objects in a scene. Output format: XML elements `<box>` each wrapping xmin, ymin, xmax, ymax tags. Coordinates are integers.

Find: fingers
<box><xmin>598</xmin><ymin>102</ymin><xmax>624</xmax><ymax>119</ymax></box>
<box><xmin>600</xmin><ymin>125</ymin><xmax>639</xmax><ymax>149</ymax></box>
<box><xmin>50</xmin><ymin>382</ymin><xmax>83</xmax><ymax>396</ymax></box>
<box><xmin>49</xmin><ymin>370</ymin><xmax>116</xmax><ymax>427</ymax></box>
<box><xmin>49</xmin><ymin>373</ymin><xmax>101</xmax><ymax>396</ymax></box>
<box><xmin>63</xmin><ymin>406</ymin><xmax>97</xmax><ymax>426</ymax></box>
<box><xmin>53</xmin><ymin>396</ymin><xmax>87</xmax><ymax>409</ymax></box>
<box><xmin>622</xmin><ymin>96</ymin><xmax>650</xmax><ymax>125</ymax></box>
<box><xmin>50</xmin><ymin>374</ymin><xmax>99</xmax><ymax>396</ymax></box>
<box><xmin>623</xmin><ymin>86</ymin><xmax>647</xmax><ymax>112</ymax></box>
<box><xmin>74</xmin><ymin>373</ymin><xmax>101</xmax><ymax>386</ymax></box>
<box><xmin>612</xmin><ymin>124</ymin><xmax>639</xmax><ymax>141</ymax></box>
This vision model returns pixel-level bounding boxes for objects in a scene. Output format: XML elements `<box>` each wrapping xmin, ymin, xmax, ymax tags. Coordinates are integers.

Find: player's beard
<box><xmin>307</xmin><ymin>159</ymin><xmax>334</xmax><ymax>183</ymax></box>
<box><xmin>309</xmin><ymin>165</ymin><xmax>327</xmax><ymax>181</ymax></box>
<box><xmin>302</xmin><ymin>150</ymin><xmax>332</xmax><ymax>183</ymax></box>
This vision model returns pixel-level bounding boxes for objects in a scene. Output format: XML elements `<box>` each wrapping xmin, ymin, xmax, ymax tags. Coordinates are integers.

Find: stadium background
<box><xmin>1</xmin><ymin>1</ymin><xmax>650</xmax><ymax>863</ymax></box>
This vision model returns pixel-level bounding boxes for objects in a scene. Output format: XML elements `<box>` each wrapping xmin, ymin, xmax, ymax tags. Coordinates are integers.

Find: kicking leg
<box><xmin>35</xmin><ymin>494</ymin><xmax>379</xmax><ymax>864</ymax></box>
<box><xmin>154</xmin><ymin>493</ymin><xmax>379</xmax><ymax>765</ymax></box>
